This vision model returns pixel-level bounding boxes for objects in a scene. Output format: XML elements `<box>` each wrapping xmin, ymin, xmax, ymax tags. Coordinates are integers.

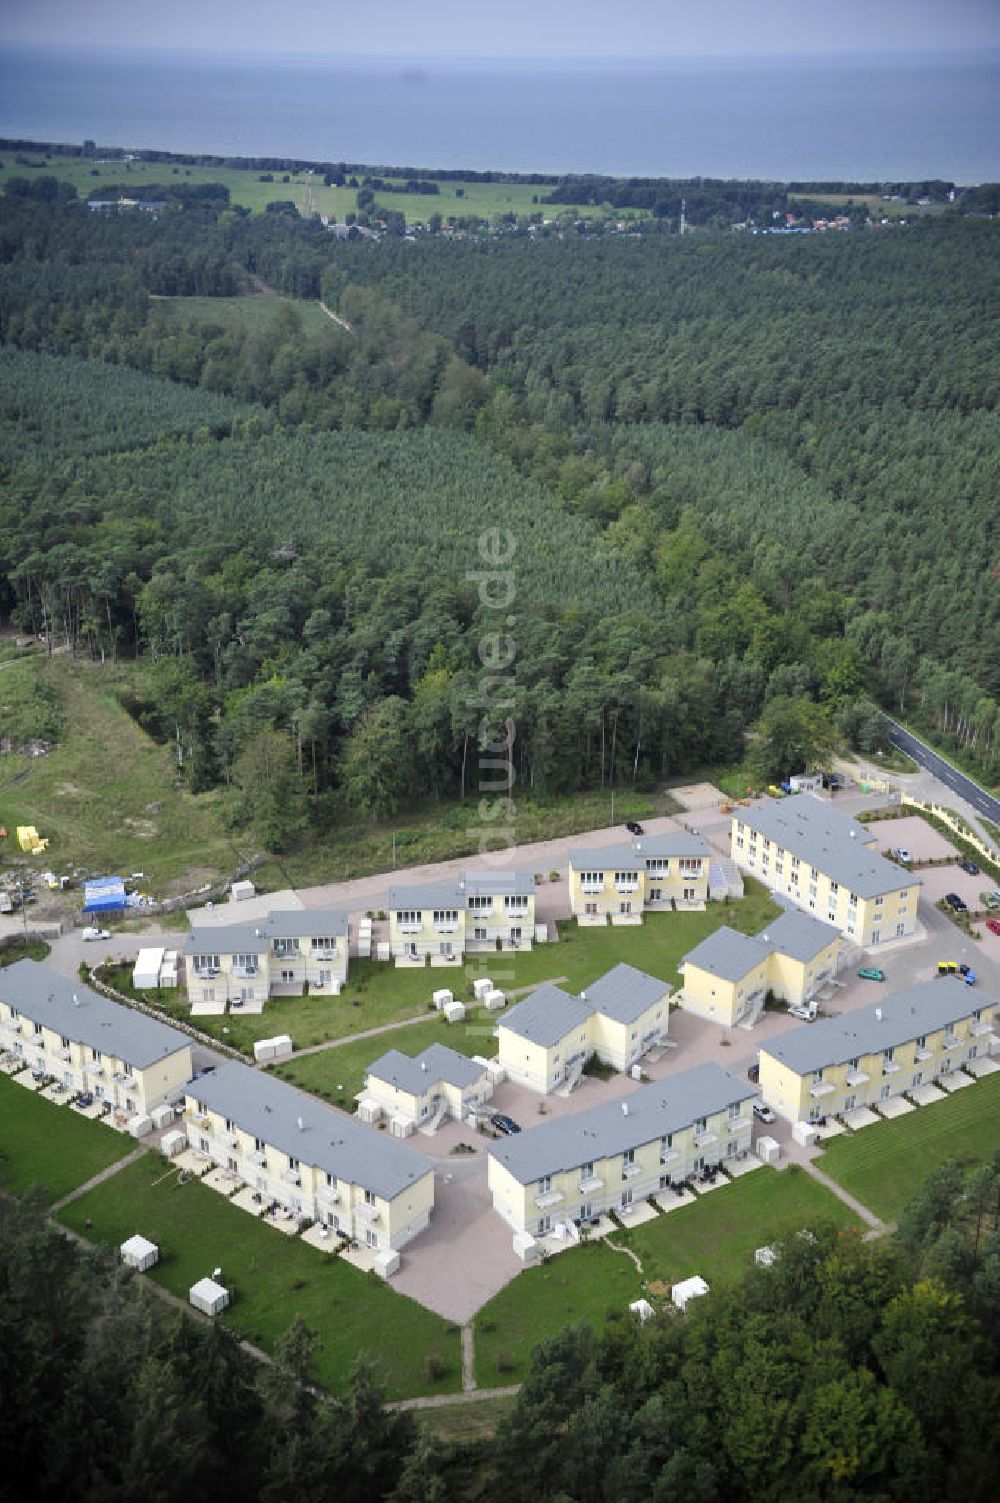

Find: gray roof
<box><xmin>489</xmin><ymin>1063</ymin><xmax>756</xmax><ymax>1184</ymax></box>
<box><xmin>736</xmin><ymin>794</ymin><xmax>916</xmax><ymax>899</ymax></box>
<box><xmin>570</xmin><ymin>833</ymin><xmax>709</xmax><ymax>870</ymax></box>
<box><xmin>762</xmin><ymin>978</ymin><xmax>997</xmax><ymax>1075</ymax></box>
<box><xmin>189</xmin><ymin>1059</ymin><xmax>434</xmax><ymax>1201</ymax></box>
<box><xmin>581</xmin><ymin>962</ymin><xmax>671</xmax><ymax>1023</ymax></box>
<box><xmin>389</xmin><ymin>871</ymin><xmax>534</xmax><ymax>909</ymax></box>
<box><xmin>365</xmin><ymin>1042</ymin><xmax>485</xmax><ymax>1095</ymax></box>
<box><xmin>0</xmin><ymin>959</ymin><xmax>190</xmax><ymax>1069</ymax></box>
<box><xmin>499</xmin><ymin>983</ymin><xmax>593</xmax><ymax>1046</ymax></box>
<box><xmin>761</xmin><ymin>909</ymin><xmax>841</xmax><ymax>962</ymax></box>
<box><xmin>682</xmin><ymin>926</ymin><xmax>771</xmax><ymax>982</ymax></box>
<box><xmin>185</xmin><ymin>907</ymin><xmax>346</xmax><ymax>955</ymax></box>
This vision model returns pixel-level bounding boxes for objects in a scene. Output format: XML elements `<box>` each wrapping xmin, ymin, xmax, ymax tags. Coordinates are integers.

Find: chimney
<box><xmin>621</xmin><ymin>1102</ymin><xmax>629</xmax><ymax>1116</ymax></box>
<box><xmin>875</xmin><ymin>1007</ymin><xmax>883</xmax><ymax>1022</ymax></box>
<box><xmin>420</xmin><ymin>1061</ymin><xmax>427</xmax><ymax>1071</ymax></box>
<box><xmin>296</xmin><ymin>1115</ymin><xmax>304</xmax><ymax>1131</ymax></box>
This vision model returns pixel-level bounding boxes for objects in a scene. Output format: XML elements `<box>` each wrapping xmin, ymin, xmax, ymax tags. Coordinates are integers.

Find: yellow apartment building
<box><xmin>487</xmin><ymin>1062</ymin><xmax>756</xmax><ymax>1235</ymax></box>
<box><xmin>357</xmin><ymin>1042</ymin><xmax>494</xmax><ymax>1134</ymax></box>
<box><xmin>730</xmin><ymin>794</ymin><xmax>919</xmax><ymax>948</ymax></box>
<box><xmin>184</xmin><ymin>907</ymin><xmax>348</xmax><ymax>1005</ymax></box>
<box><xmin>568</xmin><ymin>833</ymin><xmax>710</xmax><ymax>924</ymax></box>
<box><xmin>184</xmin><ymin>1059</ymin><xmax>435</xmax><ymax>1251</ymax></box>
<box><xmin>679</xmin><ymin>909</ymin><xmax>843</xmax><ymax>1028</ymax></box>
<box><xmin>497</xmin><ymin>963</ymin><xmax>671</xmax><ymax>1093</ymax></box>
<box><xmin>0</xmin><ymin>958</ymin><xmax>192</xmax><ymax>1119</ymax></box>
<box><xmin>388</xmin><ymin>871</ymin><xmax>535</xmax><ymax>966</ymax></box>
<box><xmin>758</xmin><ymin>978</ymin><xmax>998</xmax><ymax>1124</ymax></box>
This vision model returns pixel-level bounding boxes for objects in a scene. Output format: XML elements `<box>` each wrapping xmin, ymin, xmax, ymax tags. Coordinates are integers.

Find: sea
<box><xmin>1</xmin><ymin>44</ymin><xmax>998</xmax><ymax>183</ymax></box>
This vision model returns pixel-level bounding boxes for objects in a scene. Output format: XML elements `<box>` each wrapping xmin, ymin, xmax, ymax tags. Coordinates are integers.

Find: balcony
<box><xmin>621</xmin><ymin>1161</ymin><xmax>643</xmax><ymax>1179</ymax></box>
<box><xmin>914</xmin><ymin>1047</ymin><xmax>933</xmax><ymax>1062</ymax></box>
<box><xmin>882</xmin><ymin>1061</ymin><xmax>901</xmax><ymax>1075</ymax></box>
<box><xmin>578</xmin><ymin>1172</ymin><xmax>604</xmax><ymax>1194</ymax></box>
<box><xmin>250</xmin><ymin>1150</ymin><xmax>266</xmax><ymax>1167</ymax></box>
<box><xmin>727</xmin><ymin>1115</ymin><xmax>747</xmax><ymax>1133</ymax></box>
<box><xmin>658</xmin><ymin>1149</ymin><xmax>679</xmax><ymax>1167</ymax></box>
<box><xmin>613</xmin><ymin>883</ymin><xmax>639</xmax><ymax>895</ymax></box>
<box><xmin>433</xmin><ymin>924</ymin><xmax>459</xmax><ymax>934</ymax></box>
<box><xmin>190</xmin><ymin>1112</ymin><xmax>210</xmax><ymax>1130</ymax></box>
<box><xmin>55</xmin><ymin>1046</ymin><xmax>71</xmax><ymax>1062</ymax></box>
<box><xmin>221</xmin><ymin>1132</ymin><xmax>239</xmax><ymax>1150</ymax></box>
<box><xmin>193</xmin><ymin>967</ymin><xmax>220</xmax><ymax>979</ymax></box>
<box><xmin>354</xmin><ymin>1200</ymin><xmax>380</xmax><ymax>1225</ymax></box>
<box><xmin>809</xmin><ymin>1081</ymin><xmax>835</xmax><ymax>1098</ymax></box>
<box><xmin>845</xmin><ymin>1069</ymin><xmax>869</xmax><ymax>1087</ymax></box>
<box><xmin>232</xmin><ymin>965</ymin><xmax>259</xmax><ymax>980</ymax></box>
<box><xmin>321</xmin><ymin>1185</ymin><xmax>340</xmax><ymax>1205</ymax></box>
<box><xmin>970</xmin><ymin>1019</ymin><xmax>992</xmax><ymax>1037</ymax></box>
<box><xmin>397</xmin><ymin>922</ymin><xmax>421</xmax><ymax>934</ymax></box>
<box><xmin>534</xmin><ymin>1187</ymin><xmax>564</xmax><ymax>1209</ymax></box>
<box><xmin>693</xmin><ymin>1129</ymin><xmax>719</xmax><ymax>1148</ymax></box>
<box><xmin>943</xmin><ymin>1033</ymin><xmax>962</xmax><ymax>1049</ymax></box>
<box><xmin>580</xmin><ymin>883</ymin><xmax>604</xmax><ymax>895</ymax></box>
<box><xmin>282</xmin><ymin>1167</ymin><xmax>302</xmax><ymax>1186</ymax></box>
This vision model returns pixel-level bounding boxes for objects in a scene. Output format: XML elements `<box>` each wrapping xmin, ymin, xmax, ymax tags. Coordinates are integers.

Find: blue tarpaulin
<box><xmin>83</xmin><ymin>876</ymin><xmax>126</xmax><ymax>913</ymax></box>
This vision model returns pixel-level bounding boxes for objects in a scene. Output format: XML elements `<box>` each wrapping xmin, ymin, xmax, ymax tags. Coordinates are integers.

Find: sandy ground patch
<box><xmin>669</xmin><ymin>783</ymin><xmax>726</xmax><ymax>812</ymax></box>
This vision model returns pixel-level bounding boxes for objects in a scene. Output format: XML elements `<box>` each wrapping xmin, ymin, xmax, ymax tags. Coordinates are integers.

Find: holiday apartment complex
<box><xmin>357</xmin><ymin>1042</ymin><xmax>494</xmax><ymax>1135</ymax></box>
<box><xmin>387</xmin><ymin>871</ymin><xmax>535</xmax><ymax>965</ymax></box>
<box><xmin>568</xmin><ymin>834</ymin><xmax>710</xmax><ymax>924</ymax></box>
<box><xmin>679</xmin><ymin>909</ymin><xmax>844</xmax><ymax>1028</ymax></box>
<box><xmin>184</xmin><ymin>907</ymin><xmax>349</xmax><ymax>1005</ymax></box>
<box><xmin>730</xmin><ymin>794</ymin><xmax>918</xmax><ymax>947</ymax></box>
<box><xmin>758</xmin><ymin>978</ymin><xmax>997</xmax><ymax>1124</ymax></box>
<box><xmin>487</xmin><ymin>1062</ymin><xmax>755</xmax><ymax>1236</ymax></box>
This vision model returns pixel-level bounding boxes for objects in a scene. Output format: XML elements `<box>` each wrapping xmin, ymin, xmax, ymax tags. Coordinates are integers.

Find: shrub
<box><xmin>425</xmin><ymin>1353</ymin><xmax>445</xmax><ymax>1382</ymax></box>
<box><xmin>496</xmin><ymin>1349</ymin><xmax>514</xmax><ymax>1373</ymax></box>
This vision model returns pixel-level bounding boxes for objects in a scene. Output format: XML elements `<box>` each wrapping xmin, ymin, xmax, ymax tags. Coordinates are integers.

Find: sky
<box><xmin>3</xmin><ymin>0</ymin><xmax>999</xmax><ymax>60</ymax></box>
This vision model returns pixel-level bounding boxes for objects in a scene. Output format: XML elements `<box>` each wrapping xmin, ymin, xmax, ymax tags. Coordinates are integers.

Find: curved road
<box><xmin>882</xmin><ymin>715</ymin><xmax>1000</xmax><ymax>827</ymax></box>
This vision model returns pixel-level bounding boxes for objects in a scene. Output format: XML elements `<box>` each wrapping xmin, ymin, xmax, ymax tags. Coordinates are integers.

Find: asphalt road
<box><xmin>882</xmin><ymin>715</ymin><xmax>1000</xmax><ymax>827</ymax></box>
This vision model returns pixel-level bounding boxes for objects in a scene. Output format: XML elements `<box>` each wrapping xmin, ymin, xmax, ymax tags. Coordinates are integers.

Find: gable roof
<box><xmin>488</xmin><ymin>1063</ymin><xmax>755</xmax><ymax>1184</ymax></box>
<box><xmin>184</xmin><ymin>907</ymin><xmax>347</xmax><ymax>955</ymax></box>
<box><xmin>0</xmin><ymin>959</ymin><xmax>189</xmax><ymax>1069</ymax></box>
<box><xmin>682</xmin><ymin>926</ymin><xmax>771</xmax><ymax>982</ymax></box>
<box><xmin>760</xmin><ymin>909</ymin><xmax>841</xmax><ymax>962</ymax></box>
<box><xmin>570</xmin><ymin>832</ymin><xmax>709</xmax><ymax>870</ymax></box>
<box><xmin>499</xmin><ymin>983</ymin><xmax>593</xmax><ymax>1047</ymax></box>
<box><xmin>581</xmin><ymin>962</ymin><xmax>671</xmax><ymax>1023</ymax></box>
<box><xmin>188</xmin><ymin>1059</ymin><xmax>434</xmax><ymax>1201</ymax></box>
<box><xmin>365</xmin><ymin>1042</ymin><xmax>485</xmax><ymax>1096</ymax></box>
<box><xmin>761</xmin><ymin>978</ymin><xmax>995</xmax><ymax>1075</ymax></box>
<box><xmin>735</xmin><ymin>794</ymin><xmax>915</xmax><ymax>899</ymax></box>
<box><xmin>389</xmin><ymin>871</ymin><xmax>535</xmax><ymax>909</ymax></box>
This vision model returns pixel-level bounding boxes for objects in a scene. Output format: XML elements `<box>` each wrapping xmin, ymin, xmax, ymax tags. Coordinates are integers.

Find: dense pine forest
<box><xmin>4</xmin><ymin>1156</ymin><xmax>1000</xmax><ymax>1501</ymax></box>
<box><xmin>0</xmin><ymin>183</ymin><xmax>998</xmax><ymax>849</ymax></box>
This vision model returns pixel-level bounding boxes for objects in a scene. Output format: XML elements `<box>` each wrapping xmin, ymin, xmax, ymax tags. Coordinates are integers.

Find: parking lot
<box><xmin>864</xmin><ymin>814</ymin><xmax>957</xmax><ymax>862</ymax></box>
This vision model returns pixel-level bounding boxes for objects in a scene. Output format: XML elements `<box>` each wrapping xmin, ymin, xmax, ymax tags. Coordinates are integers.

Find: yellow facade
<box><xmin>183</xmin><ymin>1092</ymin><xmax>436</xmax><ymax>1251</ymax></box>
<box><xmin>568</xmin><ymin>865</ymin><xmax>646</xmax><ymax>923</ymax></box>
<box><xmin>497</xmin><ymin>1020</ymin><xmax>592</xmax><ymax>1094</ymax></box>
<box><xmin>488</xmin><ymin>1095</ymin><xmax>752</xmax><ymax>1235</ymax></box>
<box><xmin>759</xmin><ymin>999</ymin><xmax>995</xmax><ymax>1124</ymax></box>
<box><xmin>187</xmin><ymin>924</ymin><xmax>348</xmax><ymax>1004</ymax></box>
<box><xmin>0</xmin><ymin>999</ymin><xmax>192</xmax><ymax>1118</ymax></box>
<box><xmin>389</xmin><ymin>905</ymin><xmax>466</xmax><ymax>966</ymax></box>
<box><xmin>569</xmin><ymin>842</ymin><xmax>709</xmax><ymax>924</ymax></box>
<box><xmin>389</xmin><ymin>876</ymin><xmax>536</xmax><ymax>965</ymax></box>
<box><xmin>680</xmin><ymin>958</ymin><xmax>770</xmax><ymax>1028</ymax></box>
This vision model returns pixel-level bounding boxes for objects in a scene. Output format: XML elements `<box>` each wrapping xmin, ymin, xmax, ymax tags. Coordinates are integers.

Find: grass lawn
<box><xmin>415</xmin><ymin>1394</ymin><xmax>518</xmax><ymax>1444</ymax></box>
<box><xmin>125</xmin><ymin>887</ymin><xmax>780</xmax><ymax>1057</ymax></box>
<box><xmin>621</xmin><ymin>1165</ymin><xmax>858</xmax><ymax>1285</ymax></box>
<box><xmin>154</xmin><ymin>294</ymin><xmax>340</xmax><ymax>341</ymax></box>
<box><xmin>817</xmin><ymin>1073</ymin><xmax>1000</xmax><ymax>1222</ymax></box>
<box><xmin>0</xmin><ymin>1074</ymin><xmax>136</xmax><ymax>1202</ymax></box>
<box><xmin>0</xmin><ymin>656</ymin><xmax>239</xmax><ymax>892</ymax></box>
<box><xmin>57</xmin><ymin>1154</ymin><xmax>462</xmax><ymax>1401</ymax></box>
<box><xmin>474</xmin><ymin>1241</ymin><xmax>640</xmax><ymax>1386</ymax></box>
<box><xmin>274</xmin><ymin>1011</ymin><xmax>499</xmax><ymax>1109</ymax></box>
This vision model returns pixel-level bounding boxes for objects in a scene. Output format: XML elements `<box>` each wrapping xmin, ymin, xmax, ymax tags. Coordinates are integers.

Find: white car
<box><xmin>81</xmin><ymin>926</ymin><xmax>111</xmax><ymax>942</ymax></box>
<box><xmin>892</xmin><ymin>847</ymin><xmax>911</xmax><ymax>863</ymax></box>
<box><xmin>752</xmin><ymin>1099</ymin><xmax>776</xmax><ymax>1123</ymax></box>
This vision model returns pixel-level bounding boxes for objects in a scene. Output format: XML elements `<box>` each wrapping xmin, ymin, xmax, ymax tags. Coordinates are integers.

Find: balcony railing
<box><xmin>970</xmin><ymin>1019</ymin><xmax>992</xmax><ymax>1037</ymax></box>
<box><xmin>354</xmin><ymin>1200</ymin><xmax>380</xmax><ymax>1225</ymax></box>
<box><xmin>809</xmin><ymin>1081</ymin><xmax>835</xmax><ymax>1097</ymax></box>
<box><xmin>534</xmin><ymin>1188</ymin><xmax>564</xmax><ymax>1209</ymax></box>
<box><xmin>914</xmin><ymin>1047</ymin><xmax>933</xmax><ymax>1062</ymax></box>
<box><xmin>658</xmin><ymin>1149</ymin><xmax>679</xmax><ymax>1166</ymax></box>
<box><xmin>321</xmin><ymin>1185</ymin><xmax>340</xmax><ymax>1205</ymax></box>
<box><xmin>250</xmin><ymin>1150</ymin><xmax>266</xmax><ymax>1167</ymax></box>
<box><xmin>282</xmin><ymin>1167</ymin><xmax>302</xmax><ymax>1186</ymax></box>
<box><xmin>693</xmin><ymin>1129</ymin><xmax>718</xmax><ymax>1147</ymax></box>
<box><xmin>943</xmin><ymin>1033</ymin><xmax>962</xmax><ymax>1049</ymax></box>
<box><xmin>727</xmin><ymin>1116</ymin><xmax>747</xmax><ymax>1133</ymax></box>
<box><xmin>232</xmin><ymin>965</ymin><xmax>259</xmax><ymax>979</ymax></box>
<box><xmin>845</xmin><ymin>1069</ymin><xmax>869</xmax><ymax>1087</ymax></box>
<box><xmin>621</xmin><ymin>1161</ymin><xmax>643</xmax><ymax>1179</ymax></box>
<box><xmin>190</xmin><ymin>1112</ymin><xmax>210</xmax><ymax>1130</ymax></box>
<box><xmin>882</xmin><ymin>1061</ymin><xmax>901</xmax><ymax>1075</ymax></box>
<box><xmin>578</xmin><ymin>1173</ymin><xmax>604</xmax><ymax>1194</ymax></box>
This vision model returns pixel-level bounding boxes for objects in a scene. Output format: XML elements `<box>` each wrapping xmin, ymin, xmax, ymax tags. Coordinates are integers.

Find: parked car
<box><xmin>752</xmin><ymin>1100</ymin><xmax>776</xmax><ymax>1123</ymax></box>
<box><xmin>747</xmin><ymin>1062</ymin><xmax>760</xmax><ymax>1084</ymax></box>
<box><xmin>944</xmin><ymin>892</ymin><xmax>968</xmax><ymax>912</ymax></box>
<box><xmin>626</xmin><ymin>820</ymin><xmax>644</xmax><ymax>836</ymax></box>
<box><xmin>938</xmin><ymin>960</ymin><xmax>958</xmax><ymax>975</ymax></box>
<box><xmin>986</xmin><ymin>919</ymin><xmax>1000</xmax><ymax>937</ymax></box>
<box><xmin>857</xmin><ymin>966</ymin><xmax>885</xmax><ymax>982</ymax></box>
<box><xmin>979</xmin><ymin>891</ymin><xmax>1000</xmax><ymax>910</ymax></box>
<box><xmin>891</xmin><ymin>847</ymin><xmax>912</xmax><ymax>863</ymax></box>
<box><xmin>958</xmin><ymin>859</ymin><xmax>980</xmax><ymax>875</ymax></box>
<box><xmin>81</xmin><ymin>926</ymin><xmax>111</xmax><ymax>942</ymax></box>
<box><xmin>788</xmin><ymin>1002</ymin><xmax>818</xmax><ymax>1021</ymax></box>
<box><xmin>490</xmin><ymin>1113</ymin><xmax>521</xmax><ymax>1136</ymax></box>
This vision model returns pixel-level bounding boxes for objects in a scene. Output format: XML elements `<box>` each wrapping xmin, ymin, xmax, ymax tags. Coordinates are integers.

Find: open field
<box><xmin>415</xmin><ymin>1394</ymin><xmax>518</xmax><ymax>1443</ymax></box>
<box><xmin>473</xmin><ymin>1241</ymin><xmax>639</xmax><ymax>1385</ymax></box>
<box><xmin>473</xmin><ymin>1164</ymin><xmax>857</xmax><ymax>1384</ymax></box>
<box><xmin>153</xmin><ymin>293</ymin><xmax>341</xmax><ymax>340</ymax></box>
<box><xmin>127</xmin><ymin>890</ymin><xmax>780</xmax><ymax>1056</ymax></box>
<box><xmin>622</xmin><ymin>1165</ymin><xmax>858</xmax><ymax>1284</ymax></box>
<box><xmin>0</xmin><ymin>154</ymin><xmax>605</xmax><ymax>222</ymax></box>
<box><xmin>57</xmin><ymin>1153</ymin><xmax>462</xmax><ymax>1400</ymax></box>
<box><xmin>817</xmin><ymin>1072</ymin><xmax>1000</xmax><ymax>1221</ymax></box>
<box><xmin>0</xmin><ymin>656</ymin><xmax>239</xmax><ymax>894</ymax></box>
<box><xmin>0</xmin><ymin>1074</ymin><xmax>136</xmax><ymax>1202</ymax></box>
<box><xmin>274</xmin><ymin>1011</ymin><xmax>499</xmax><ymax>1108</ymax></box>
<box><xmin>253</xmin><ymin>787</ymin><xmax>663</xmax><ymax>891</ymax></box>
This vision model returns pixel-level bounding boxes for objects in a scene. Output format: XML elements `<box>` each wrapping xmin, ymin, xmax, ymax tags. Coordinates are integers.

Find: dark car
<box><xmin>944</xmin><ymin>892</ymin><xmax>968</xmax><ymax>912</ymax></box>
<box><xmin>626</xmin><ymin>821</ymin><xmax>644</xmax><ymax>836</ymax></box>
<box><xmin>490</xmin><ymin>1113</ymin><xmax>521</xmax><ymax>1136</ymax></box>
<box><xmin>958</xmin><ymin>860</ymin><xmax>980</xmax><ymax>876</ymax></box>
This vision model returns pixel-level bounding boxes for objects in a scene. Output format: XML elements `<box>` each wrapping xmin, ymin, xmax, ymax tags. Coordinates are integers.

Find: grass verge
<box><xmin>0</xmin><ymin>1074</ymin><xmax>136</xmax><ymax>1202</ymax></box>
<box><xmin>57</xmin><ymin>1154</ymin><xmax>462</xmax><ymax>1400</ymax></box>
<box><xmin>817</xmin><ymin>1072</ymin><xmax>1000</xmax><ymax>1222</ymax></box>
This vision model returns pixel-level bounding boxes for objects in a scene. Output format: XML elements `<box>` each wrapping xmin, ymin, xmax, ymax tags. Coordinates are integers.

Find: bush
<box><xmin>549</xmin><ymin>869</ymin><xmax>560</xmax><ymax>881</ymax></box>
<box><xmin>425</xmin><ymin>1353</ymin><xmax>445</xmax><ymax>1382</ymax></box>
<box><xmin>496</xmin><ymin>1349</ymin><xmax>514</xmax><ymax>1373</ymax></box>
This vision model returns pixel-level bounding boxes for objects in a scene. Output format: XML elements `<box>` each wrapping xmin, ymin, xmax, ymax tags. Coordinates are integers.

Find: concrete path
<box><xmin>799</xmin><ymin>1159</ymin><xmax>887</xmax><ymax>1234</ymax></box>
<box><xmin>461</xmin><ymin>1323</ymin><xmax>476</xmax><ymax>1391</ymax></box>
<box><xmin>50</xmin><ymin>1143</ymin><xmax>149</xmax><ymax>1211</ymax></box>
<box><xmin>389</xmin><ymin>1384</ymin><xmax>520</xmax><ymax>1413</ymax></box>
<box><xmin>606</xmin><ymin>1237</ymin><xmax>644</xmax><ymax>1274</ymax></box>
<box><xmin>285</xmin><ymin>1011</ymin><xmax>430</xmax><ymax>1060</ymax></box>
